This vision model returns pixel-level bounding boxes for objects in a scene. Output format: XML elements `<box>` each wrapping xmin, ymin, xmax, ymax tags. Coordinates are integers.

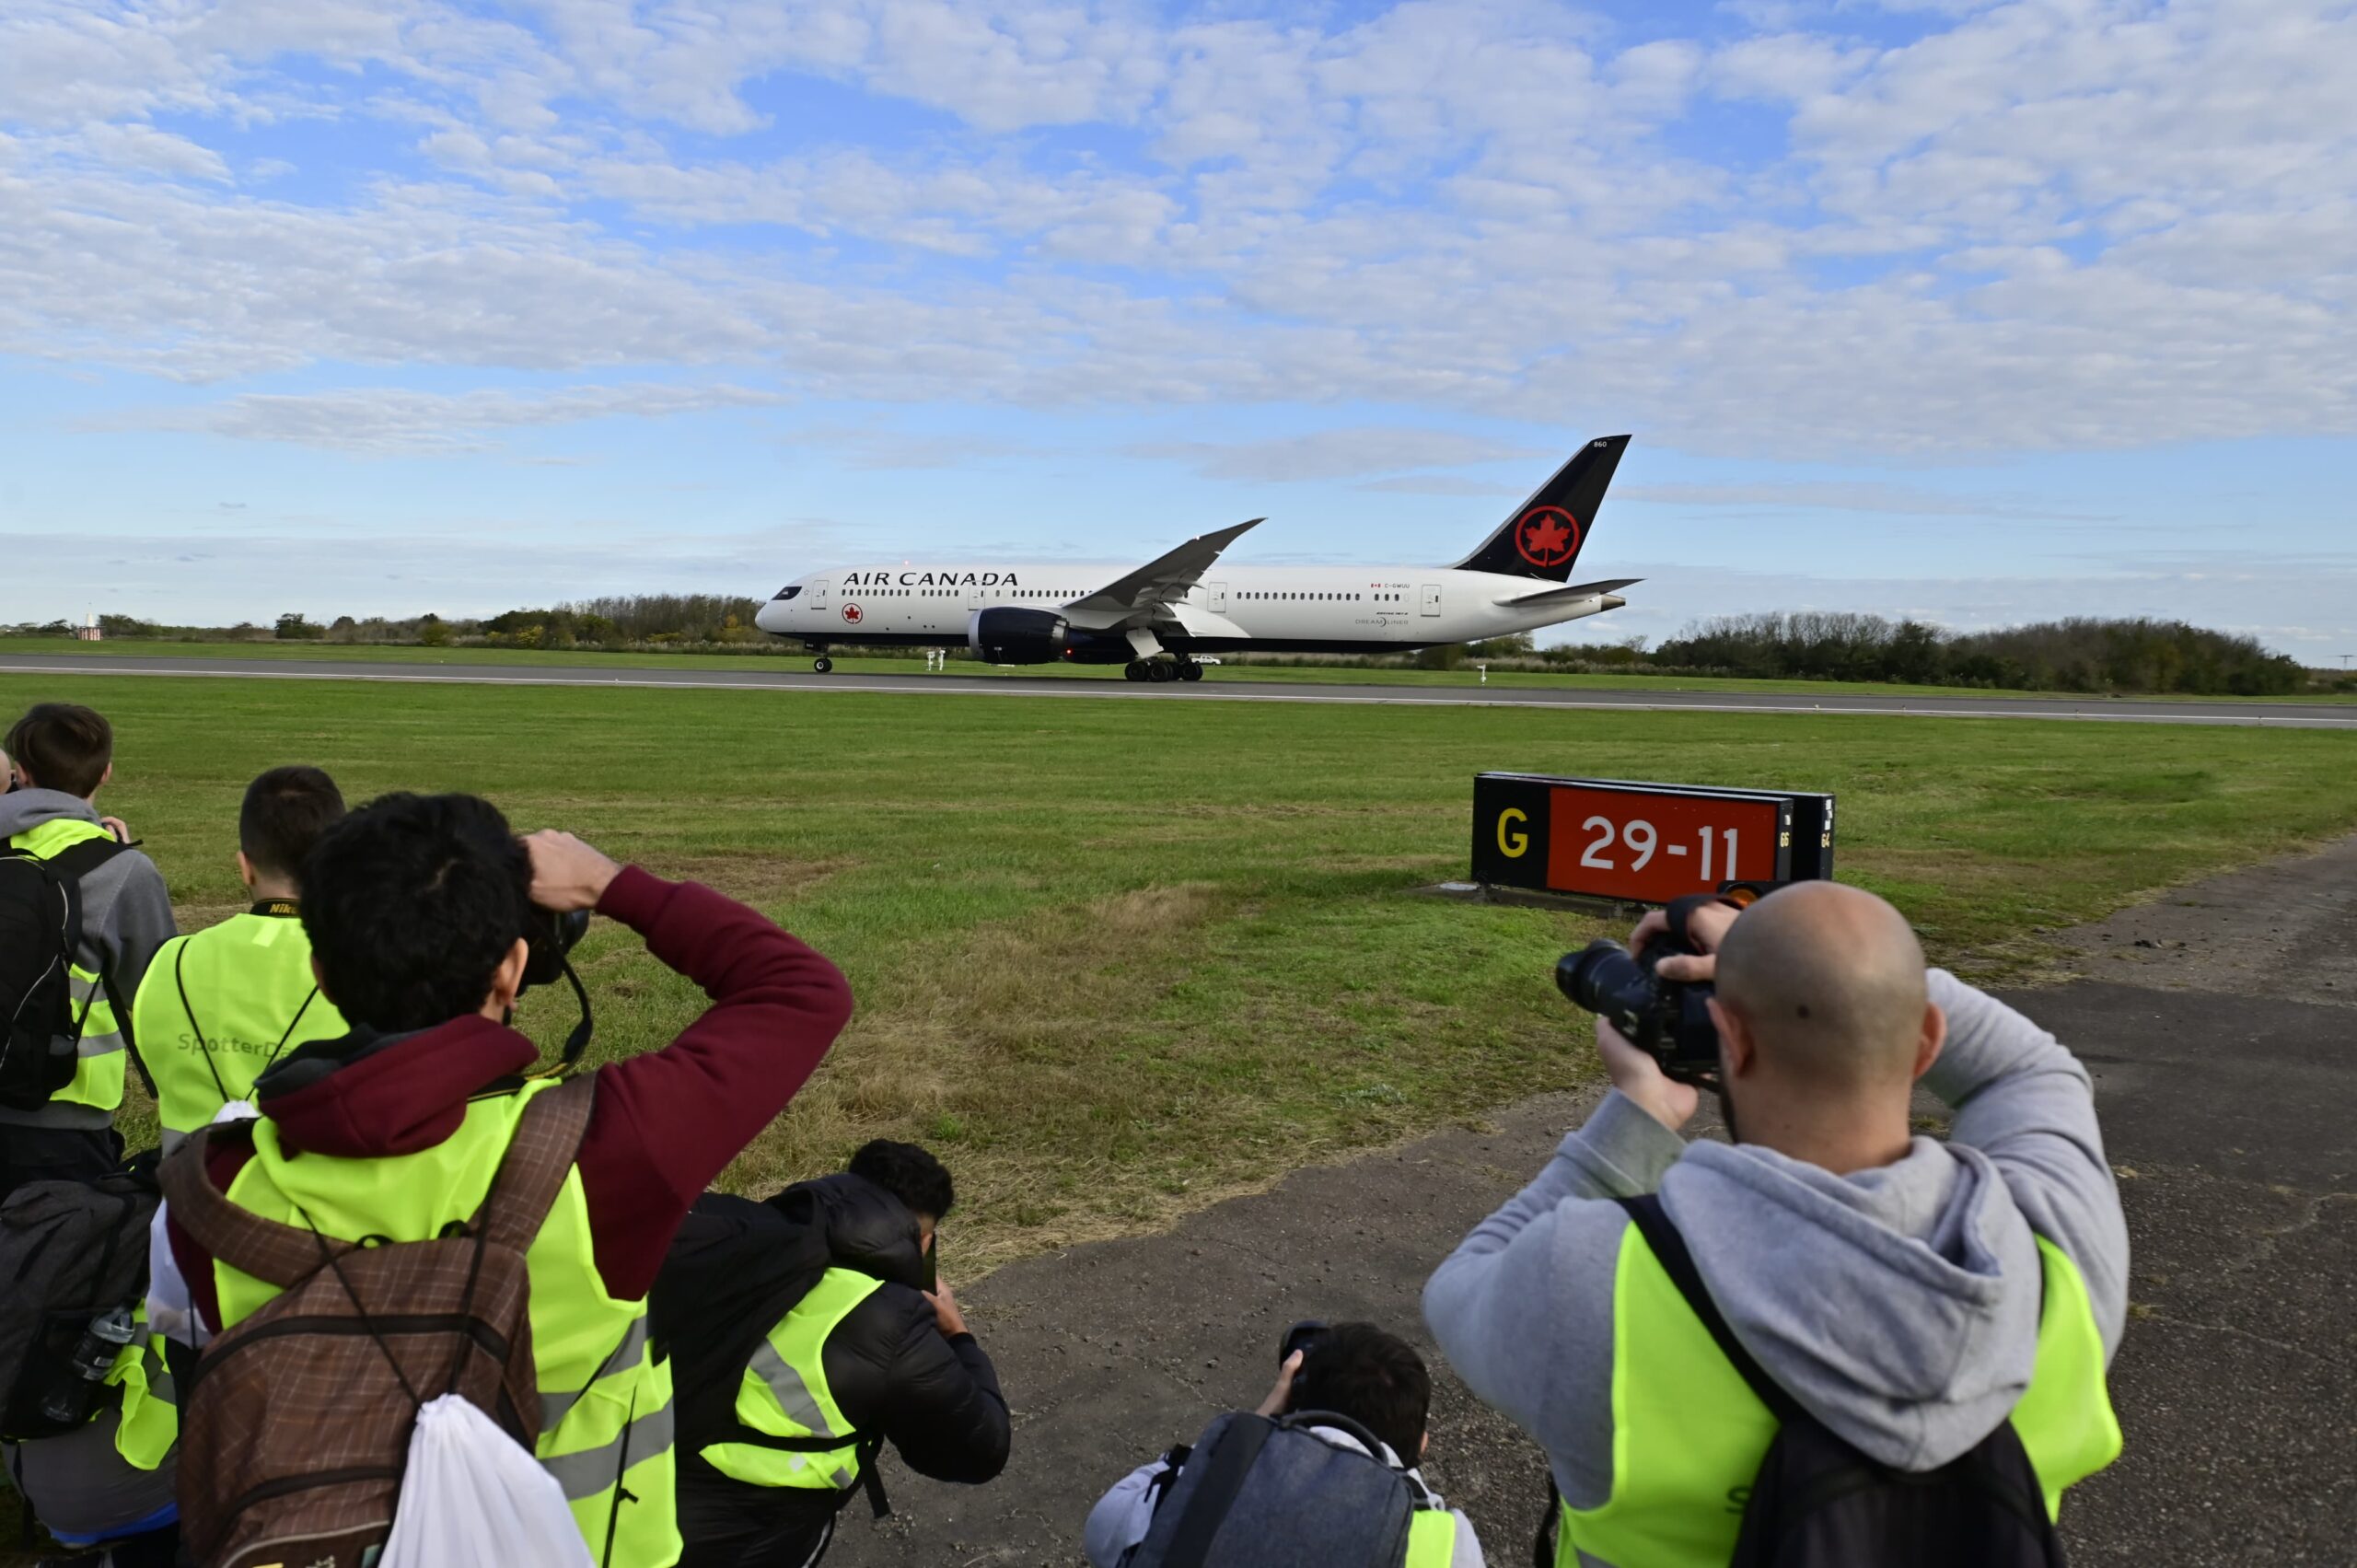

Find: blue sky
<box><xmin>2</xmin><ymin>0</ymin><xmax>2351</xmax><ymax>658</ymax></box>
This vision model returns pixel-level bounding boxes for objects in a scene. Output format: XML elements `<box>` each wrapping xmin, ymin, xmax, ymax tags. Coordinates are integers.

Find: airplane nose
<box><xmin>755</xmin><ymin>600</ymin><xmax>785</xmax><ymax>633</ymax></box>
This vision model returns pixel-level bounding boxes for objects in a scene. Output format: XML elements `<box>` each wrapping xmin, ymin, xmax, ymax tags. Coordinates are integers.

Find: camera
<box><xmin>521</xmin><ymin>906</ymin><xmax>589</xmax><ymax>993</ymax></box>
<box><xmin>1556</xmin><ymin>893</ymin><xmax>1724</xmax><ymax>1083</ymax></box>
<box><xmin>1279</xmin><ymin>1319</ymin><xmax>1330</xmax><ymax>1367</ymax></box>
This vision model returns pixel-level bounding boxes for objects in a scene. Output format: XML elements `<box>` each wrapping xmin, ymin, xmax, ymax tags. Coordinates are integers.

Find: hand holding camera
<box><xmin>1559</xmin><ymin>893</ymin><xmax>1744</xmax><ymax>1132</ymax></box>
<box><xmin>523</xmin><ymin>830</ymin><xmax>621</xmax><ymax>912</ymax></box>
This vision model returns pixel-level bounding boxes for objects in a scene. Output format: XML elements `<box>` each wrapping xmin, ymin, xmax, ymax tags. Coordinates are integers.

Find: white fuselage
<box><xmin>753</xmin><ymin>563</ymin><xmax>1622</xmax><ymax>655</ymax></box>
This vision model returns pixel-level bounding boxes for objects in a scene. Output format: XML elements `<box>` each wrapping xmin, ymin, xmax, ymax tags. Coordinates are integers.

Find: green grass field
<box><xmin>8</xmin><ymin>635</ymin><xmax>2350</xmax><ymax>703</ymax></box>
<box><xmin>8</xmin><ymin>672</ymin><xmax>2355</xmax><ymax>1271</ymax></box>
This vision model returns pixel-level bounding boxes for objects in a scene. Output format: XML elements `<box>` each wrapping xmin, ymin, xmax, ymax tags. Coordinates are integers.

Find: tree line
<box><xmin>10</xmin><ymin>600</ymin><xmax>2340</xmax><ymax>695</ymax></box>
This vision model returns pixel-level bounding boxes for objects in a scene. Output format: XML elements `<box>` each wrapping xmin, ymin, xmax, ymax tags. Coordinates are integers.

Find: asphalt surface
<box><xmin>4</xmin><ymin>653</ymin><xmax>2352</xmax><ymax>726</ymax></box>
<box><xmin>831</xmin><ymin>839</ymin><xmax>2357</xmax><ymax>1568</ymax></box>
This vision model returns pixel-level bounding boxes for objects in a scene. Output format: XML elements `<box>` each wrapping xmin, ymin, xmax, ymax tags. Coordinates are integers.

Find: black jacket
<box><xmin>657</xmin><ymin>1175</ymin><xmax>1010</xmax><ymax>1538</ymax></box>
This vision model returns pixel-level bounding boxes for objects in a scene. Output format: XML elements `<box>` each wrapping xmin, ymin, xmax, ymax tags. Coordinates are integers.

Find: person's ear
<box><xmin>1707</xmin><ymin>995</ymin><xmax>1757</xmax><ymax>1078</ymax></box>
<box><xmin>1420</xmin><ymin>1431</ymin><xmax>1430</xmax><ymax>1458</ymax></box>
<box><xmin>311</xmin><ymin>953</ymin><xmax>337</xmax><ymax>1005</ymax></box>
<box><xmin>1913</xmin><ymin>1001</ymin><xmax>1947</xmax><ymax>1083</ymax></box>
<box><xmin>483</xmin><ymin>937</ymin><xmax>529</xmax><ymax>1017</ymax></box>
<box><xmin>236</xmin><ymin>850</ymin><xmax>257</xmax><ymax>891</ymax></box>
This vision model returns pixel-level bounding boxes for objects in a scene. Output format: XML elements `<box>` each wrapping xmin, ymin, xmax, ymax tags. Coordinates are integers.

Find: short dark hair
<box><xmin>240</xmin><ymin>767</ymin><xmax>346</xmax><ymax>883</ymax></box>
<box><xmin>1290</xmin><ymin>1322</ymin><xmax>1431</xmax><ymax>1464</ymax></box>
<box><xmin>848</xmin><ymin>1141</ymin><xmax>955</xmax><ymax>1221</ymax></box>
<box><xmin>301</xmin><ymin>792</ymin><xmax>530</xmax><ymax>1032</ymax></box>
<box><xmin>6</xmin><ymin>703</ymin><xmax>112</xmax><ymax>798</ymax></box>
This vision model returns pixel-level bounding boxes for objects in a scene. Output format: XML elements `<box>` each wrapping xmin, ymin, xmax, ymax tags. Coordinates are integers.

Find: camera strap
<box><xmin>554</xmin><ymin>954</ymin><xmax>594</xmax><ymax>1072</ymax></box>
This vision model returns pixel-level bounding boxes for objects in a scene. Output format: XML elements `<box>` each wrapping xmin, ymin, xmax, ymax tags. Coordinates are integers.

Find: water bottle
<box><xmin>40</xmin><ymin>1305</ymin><xmax>137</xmax><ymax>1426</ymax></box>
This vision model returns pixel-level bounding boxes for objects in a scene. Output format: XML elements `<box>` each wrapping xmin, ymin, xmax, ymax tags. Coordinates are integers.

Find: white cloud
<box><xmin>1621</xmin><ymin>481</ymin><xmax>2113</xmax><ymax>519</ymax></box>
<box><xmin>0</xmin><ymin>0</ymin><xmax>2352</xmax><ymax>467</ymax></box>
<box><xmin>87</xmin><ymin>383</ymin><xmax>788</xmax><ymax>454</ymax></box>
<box><xmin>1128</xmin><ymin>428</ymin><xmax>1549</xmax><ymax>482</ymax></box>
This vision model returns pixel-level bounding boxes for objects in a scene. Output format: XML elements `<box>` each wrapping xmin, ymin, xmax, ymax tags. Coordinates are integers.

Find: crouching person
<box><xmin>658</xmin><ymin>1141</ymin><xmax>1010</xmax><ymax>1568</ymax></box>
<box><xmin>151</xmin><ymin>794</ymin><xmax>853</xmax><ymax>1568</ymax></box>
<box><xmin>1085</xmin><ymin>1322</ymin><xmax>1483</xmax><ymax>1568</ymax></box>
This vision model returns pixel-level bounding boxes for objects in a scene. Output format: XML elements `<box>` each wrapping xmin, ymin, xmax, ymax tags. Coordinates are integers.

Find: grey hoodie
<box><xmin>1423</xmin><ymin>971</ymin><xmax>2128</xmax><ymax>1507</ymax></box>
<box><xmin>0</xmin><ymin>788</ymin><xmax>178</xmax><ymax>1130</ymax></box>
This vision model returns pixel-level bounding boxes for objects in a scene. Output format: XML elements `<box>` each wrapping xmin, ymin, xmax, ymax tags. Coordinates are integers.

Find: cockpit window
<box><xmin>772</xmin><ymin>585</ymin><xmax>803</xmax><ymax>600</ymax></box>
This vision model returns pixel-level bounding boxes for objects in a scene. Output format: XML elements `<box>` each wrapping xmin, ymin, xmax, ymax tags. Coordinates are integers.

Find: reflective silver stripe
<box><xmin>746</xmin><ymin>1338</ymin><xmax>838</xmax><ymax>1439</ymax></box>
<box><xmin>540</xmin><ymin>1399</ymin><xmax>675</xmax><ymax>1502</ymax></box>
<box><xmin>540</xmin><ymin>1317</ymin><xmax>650</xmax><ymax>1430</ymax></box>
<box><xmin>68</xmin><ymin>976</ymin><xmax>122</xmax><ymax>1056</ymax></box>
<box><xmin>75</xmin><ymin>1028</ymin><xmax>124</xmax><ymax>1060</ymax></box>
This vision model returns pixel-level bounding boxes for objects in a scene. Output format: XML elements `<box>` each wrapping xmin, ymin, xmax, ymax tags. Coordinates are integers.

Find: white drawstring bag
<box><xmin>379</xmin><ymin>1394</ymin><xmax>595</xmax><ymax>1568</ymax></box>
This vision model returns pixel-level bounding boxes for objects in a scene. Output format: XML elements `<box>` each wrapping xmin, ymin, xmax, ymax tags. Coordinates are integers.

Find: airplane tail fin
<box><xmin>1453</xmin><ymin>434</ymin><xmax>1631</xmax><ymax>581</ymax></box>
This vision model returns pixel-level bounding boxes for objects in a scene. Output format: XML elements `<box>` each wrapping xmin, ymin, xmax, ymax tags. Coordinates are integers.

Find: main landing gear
<box><xmin>1123</xmin><ymin>657</ymin><xmax>1204</xmax><ymax>684</ymax></box>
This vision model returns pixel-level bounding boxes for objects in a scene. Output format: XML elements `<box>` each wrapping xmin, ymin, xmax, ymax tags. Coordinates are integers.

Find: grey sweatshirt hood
<box><xmin>1663</xmin><ymin>1133</ymin><xmax>2043</xmax><ymax>1469</ymax></box>
<box><xmin>0</xmin><ymin>786</ymin><xmax>99</xmax><ymax>839</ymax></box>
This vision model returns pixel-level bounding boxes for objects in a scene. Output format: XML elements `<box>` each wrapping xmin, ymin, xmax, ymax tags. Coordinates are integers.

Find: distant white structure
<box><xmin>75</xmin><ymin>611</ymin><xmax>102</xmax><ymax>642</ymax></box>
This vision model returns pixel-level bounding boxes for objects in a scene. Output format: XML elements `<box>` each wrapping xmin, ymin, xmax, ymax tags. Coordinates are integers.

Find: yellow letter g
<box><xmin>1498</xmin><ymin>807</ymin><xmax>1528</xmax><ymax>858</ymax></box>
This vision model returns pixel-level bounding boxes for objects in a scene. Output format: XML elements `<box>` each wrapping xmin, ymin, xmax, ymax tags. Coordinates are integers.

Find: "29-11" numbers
<box><xmin>1581</xmin><ymin>816</ymin><xmax>1740</xmax><ymax>881</ymax></box>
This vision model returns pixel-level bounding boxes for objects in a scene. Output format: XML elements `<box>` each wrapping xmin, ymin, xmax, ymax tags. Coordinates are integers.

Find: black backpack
<box><xmin>1120</xmin><ymin>1409</ymin><xmax>1442</xmax><ymax>1568</ymax></box>
<box><xmin>1592</xmin><ymin>1194</ymin><xmax>2065</xmax><ymax>1568</ymax></box>
<box><xmin>0</xmin><ymin>1155</ymin><xmax>159</xmax><ymax>1443</ymax></box>
<box><xmin>0</xmin><ymin>836</ymin><xmax>125</xmax><ymax>1111</ymax></box>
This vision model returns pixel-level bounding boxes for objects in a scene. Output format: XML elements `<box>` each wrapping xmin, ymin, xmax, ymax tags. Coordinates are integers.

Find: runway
<box><xmin>4</xmin><ymin>653</ymin><xmax>2353</xmax><ymax>727</ymax></box>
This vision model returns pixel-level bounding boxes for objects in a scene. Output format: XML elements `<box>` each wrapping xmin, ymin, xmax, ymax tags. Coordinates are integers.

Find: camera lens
<box><xmin>1558</xmin><ymin>940</ymin><xmax>1645</xmax><ymax>1013</ymax></box>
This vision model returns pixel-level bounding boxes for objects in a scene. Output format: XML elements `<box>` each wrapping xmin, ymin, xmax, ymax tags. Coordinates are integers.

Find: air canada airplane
<box><xmin>755</xmin><ymin>434</ymin><xmax>1635</xmax><ymax>680</ymax></box>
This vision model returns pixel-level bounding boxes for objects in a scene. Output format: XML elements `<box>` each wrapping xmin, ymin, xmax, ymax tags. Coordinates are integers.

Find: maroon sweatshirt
<box><xmin>168</xmin><ymin>866</ymin><xmax>853</xmax><ymax>1330</ymax></box>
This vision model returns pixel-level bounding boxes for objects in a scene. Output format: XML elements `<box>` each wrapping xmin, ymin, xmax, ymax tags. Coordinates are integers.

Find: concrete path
<box><xmin>6</xmin><ymin>653</ymin><xmax>2352</xmax><ymax>727</ymax></box>
<box><xmin>832</xmin><ymin>840</ymin><xmax>2357</xmax><ymax>1568</ymax></box>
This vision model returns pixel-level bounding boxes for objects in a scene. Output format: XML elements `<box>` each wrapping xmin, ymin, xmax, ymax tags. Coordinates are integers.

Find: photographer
<box><xmin>3</xmin><ymin>703</ymin><xmax>177</xmax><ymax>1198</ymax></box>
<box><xmin>1084</xmin><ymin>1321</ymin><xmax>1483</xmax><ymax>1567</ymax></box>
<box><xmin>660</xmin><ymin>1140</ymin><xmax>1010</xmax><ymax>1568</ymax></box>
<box><xmin>1423</xmin><ymin>882</ymin><xmax>2128</xmax><ymax>1567</ymax></box>
<box><xmin>133</xmin><ymin>765</ymin><xmax>350</xmax><ymax>1151</ymax></box>
<box><xmin>153</xmin><ymin>793</ymin><xmax>854</xmax><ymax>1568</ymax></box>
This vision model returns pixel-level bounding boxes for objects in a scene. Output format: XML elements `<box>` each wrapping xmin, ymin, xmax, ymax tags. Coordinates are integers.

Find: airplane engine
<box><xmin>968</xmin><ymin>608</ymin><xmax>1131</xmax><ymax>664</ymax></box>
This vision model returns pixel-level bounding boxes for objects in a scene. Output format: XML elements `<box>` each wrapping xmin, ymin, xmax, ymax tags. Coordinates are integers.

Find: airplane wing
<box><xmin>1494</xmin><ymin>576</ymin><xmax>1642</xmax><ymax>608</ymax></box>
<box><xmin>1061</xmin><ymin>518</ymin><xmax>1262</xmax><ymax>627</ymax></box>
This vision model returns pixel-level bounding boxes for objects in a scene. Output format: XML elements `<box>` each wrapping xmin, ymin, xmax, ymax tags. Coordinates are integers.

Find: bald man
<box><xmin>1424</xmin><ymin>884</ymin><xmax>2128</xmax><ymax>1565</ymax></box>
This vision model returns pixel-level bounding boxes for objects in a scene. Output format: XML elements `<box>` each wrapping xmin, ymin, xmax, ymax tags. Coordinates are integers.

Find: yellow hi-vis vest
<box><xmin>106</xmin><ymin>1318</ymin><xmax>178</xmax><ymax>1473</ymax></box>
<box><xmin>133</xmin><ymin>901</ymin><xmax>343</xmax><ymax>1144</ymax></box>
<box><xmin>210</xmin><ymin>1076</ymin><xmax>679</xmax><ymax>1568</ymax></box>
<box><xmin>698</xmin><ymin>1267</ymin><xmax>881</xmax><ymax>1491</ymax></box>
<box><xmin>1558</xmin><ymin>1231</ymin><xmax>2123</xmax><ymax>1568</ymax></box>
<box><xmin>6</xmin><ymin>818</ymin><xmax>132</xmax><ymax>1116</ymax></box>
<box><xmin>1405</xmin><ymin>1509</ymin><xmax>1460</xmax><ymax>1567</ymax></box>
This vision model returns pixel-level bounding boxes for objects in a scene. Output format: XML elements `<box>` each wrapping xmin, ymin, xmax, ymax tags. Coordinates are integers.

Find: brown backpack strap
<box><xmin>157</xmin><ymin>1126</ymin><xmax>354</xmax><ymax>1291</ymax></box>
<box><xmin>476</xmin><ymin>1075</ymin><xmax>598</xmax><ymax>1255</ymax></box>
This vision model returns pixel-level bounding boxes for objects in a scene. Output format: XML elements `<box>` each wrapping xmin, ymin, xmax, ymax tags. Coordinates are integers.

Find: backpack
<box><xmin>1120</xmin><ymin>1409</ymin><xmax>1441</xmax><ymax>1568</ymax></box>
<box><xmin>1607</xmin><ymin>1194</ymin><xmax>2065</xmax><ymax>1568</ymax></box>
<box><xmin>0</xmin><ymin>836</ymin><xmax>125</xmax><ymax>1110</ymax></box>
<box><xmin>157</xmin><ymin>1075</ymin><xmax>598</xmax><ymax>1568</ymax></box>
<box><xmin>0</xmin><ymin>1156</ymin><xmax>159</xmax><ymax>1443</ymax></box>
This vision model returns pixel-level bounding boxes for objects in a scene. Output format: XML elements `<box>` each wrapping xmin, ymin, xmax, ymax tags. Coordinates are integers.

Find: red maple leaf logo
<box><xmin>842</xmin><ymin>603</ymin><xmax>863</xmax><ymax>624</ymax></box>
<box><xmin>1515</xmin><ymin>506</ymin><xmax>1580</xmax><ymax>567</ymax></box>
